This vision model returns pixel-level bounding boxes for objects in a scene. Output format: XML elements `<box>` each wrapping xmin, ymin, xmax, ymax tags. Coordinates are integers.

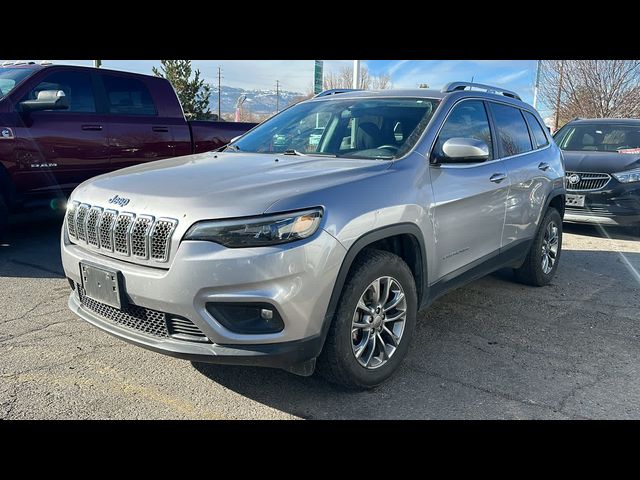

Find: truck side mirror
<box><xmin>19</xmin><ymin>90</ymin><xmax>69</xmax><ymax>112</ymax></box>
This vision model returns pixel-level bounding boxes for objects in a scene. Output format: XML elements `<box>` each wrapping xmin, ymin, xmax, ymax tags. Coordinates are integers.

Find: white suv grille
<box><xmin>66</xmin><ymin>201</ymin><xmax>177</xmax><ymax>263</ymax></box>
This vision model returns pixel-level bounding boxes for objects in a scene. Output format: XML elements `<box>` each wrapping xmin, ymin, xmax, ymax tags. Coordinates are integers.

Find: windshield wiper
<box><xmin>283</xmin><ymin>149</ymin><xmax>337</xmax><ymax>157</ymax></box>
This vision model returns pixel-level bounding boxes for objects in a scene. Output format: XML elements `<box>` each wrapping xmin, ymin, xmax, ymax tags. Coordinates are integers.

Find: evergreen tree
<box><xmin>152</xmin><ymin>60</ymin><xmax>213</xmax><ymax>120</ymax></box>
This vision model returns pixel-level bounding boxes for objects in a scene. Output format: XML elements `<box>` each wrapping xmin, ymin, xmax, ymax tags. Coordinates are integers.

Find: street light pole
<box><xmin>217</xmin><ymin>66</ymin><xmax>222</xmax><ymax>121</ymax></box>
<box><xmin>93</xmin><ymin>60</ymin><xmax>101</xmax><ymax>68</ymax></box>
<box><xmin>353</xmin><ymin>60</ymin><xmax>361</xmax><ymax>89</ymax></box>
<box><xmin>532</xmin><ymin>60</ymin><xmax>541</xmax><ymax>109</ymax></box>
<box><xmin>554</xmin><ymin>60</ymin><xmax>565</xmax><ymax>131</ymax></box>
<box><xmin>276</xmin><ymin>80</ymin><xmax>280</xmax><ymax>113</ymax></box>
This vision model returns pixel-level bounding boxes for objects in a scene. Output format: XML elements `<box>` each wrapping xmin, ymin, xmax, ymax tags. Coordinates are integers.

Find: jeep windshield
<box><xmin>228</xmin><ymin>97</ymin><xmax>440</xmax><ymax>160</ymax></box>
<box><xmin>0</xmin><ymin>68</ymin><xmax>35</xmax><ymax>99</ymax></box>
<box><xmin>555</xmin><ymin>123</ymin><xmax>640</xmax><ymax>153</ymax></box>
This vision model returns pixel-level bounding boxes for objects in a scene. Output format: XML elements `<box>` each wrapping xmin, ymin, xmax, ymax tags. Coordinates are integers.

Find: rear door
<box><xmin>429</xmin><ymin>99</ymin><xmax>510</xmax><ymax>281</ymax></box>
<box><xmin>97</xmin><ymin>72</ymin><xmax>174</xmax><ymax>170</ymax></box>
<box><xmin>11</xmin><ymin>68</ymin><xmax>110</xmax><ymax>195</ymax></box>
<box><xmin>488</xmin><ymin>102</ymin><xmax>552</xmax><ymax>247</ymax></box>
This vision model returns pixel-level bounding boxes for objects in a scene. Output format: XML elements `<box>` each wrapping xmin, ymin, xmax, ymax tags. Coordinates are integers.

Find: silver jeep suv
<box><xmin>61</xmin><ymin>82</ymin><xmax>566</xmax><ymax>389</ymax></box>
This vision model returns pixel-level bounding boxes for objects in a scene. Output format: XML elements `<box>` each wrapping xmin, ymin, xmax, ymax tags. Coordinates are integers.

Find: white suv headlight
<box><xmin>184</xmin><ymin>208</ymin><xmax>323</xmax><ymax>248</ymax></box>
<box><xmin>613</xmin><ymin>168</ymin><xmax>640</xmax><ymax>184</ymax></box>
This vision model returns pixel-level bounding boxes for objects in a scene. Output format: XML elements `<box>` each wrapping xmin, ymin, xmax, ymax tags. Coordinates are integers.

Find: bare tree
<box><xmin>323</xmin><ymin>65</ymin><xmax>392</xmax><ymax>90</ymax></box>
<box><xmin>540</xmin><ymin>60</ymin><xmax>640</xmax><ymax>127</ymax></box>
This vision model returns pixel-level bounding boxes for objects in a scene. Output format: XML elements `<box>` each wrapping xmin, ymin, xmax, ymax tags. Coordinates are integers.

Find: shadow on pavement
<box><xmin>191</xmin><ymin>249</ymin><xmax>640</xmax><ymax>419</ymax></box>
<box><xmin>563</xmin><ymin>222</ymin><xmax>639</xmax><ymax>241</ymax></box>
<box><xmin>0</xmin><ymin>209</ymin><xmax>66</xmax><ymax>279</ymax></box>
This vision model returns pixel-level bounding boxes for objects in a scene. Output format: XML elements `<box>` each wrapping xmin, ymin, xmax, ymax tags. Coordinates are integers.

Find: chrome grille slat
<box><xmin>150</xmin><ymin>219</ymin><xmax>178</xmax><ymax>261</ymax></box>
<box><xmin>66</xmin><ymin>202</ymin><xmax>177</xmax><ymax>263</ymax></box>
<box><xmin>86</xmin><ymin>206</ymin><xmax>103</xmax><ymax>247</ymax></box>
<box><xmin>75</xmin><ymin>204</ymin><xmax>90</xmax><ymax>241</ymax></box>
<box><xmin>566</xmin><ymin>171</ymin><xmax>611</xmax><ymax>191</ymax></box>
<box><xmin>131</xmin><ymin>215</ymin><xmax>154</xmax><ymax>259</ymax></box>
<box><xmin>98</xmin><ymin>210</ymin><xmax>117</xmax><ymax>252</ymax></box>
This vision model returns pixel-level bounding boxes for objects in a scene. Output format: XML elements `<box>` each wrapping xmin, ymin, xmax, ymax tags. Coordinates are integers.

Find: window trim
<box><xmin>97</xmin><ymin>72</ymin><xmax>158</xmax><ymax>117</ymax></box>
<box><xmin>522</xmin><ymin>109</ymin><xmax>549</xmax><ymax>150</ymax></box>
<box><xmin>428</xmin><ymin>97</ymin><xmax>499</xmax><ymax>167</ymax></box>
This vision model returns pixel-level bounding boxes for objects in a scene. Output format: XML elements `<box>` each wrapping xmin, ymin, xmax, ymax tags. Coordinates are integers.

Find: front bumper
<box><xmin>564</xmin><ymin>180</ymin><xmax>640</xmax><ymax>226</ymax></box>
<box><xmin>61</xmin><ymin>226</ymin><xmax>346</xmax><ymax>370</ymax></box>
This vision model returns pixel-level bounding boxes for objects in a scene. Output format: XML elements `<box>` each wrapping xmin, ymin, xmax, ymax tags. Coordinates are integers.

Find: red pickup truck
<box><xmin>0</xmin><ymin>63</ymin><xmax>256</xmax><ymax>234</ymax></box>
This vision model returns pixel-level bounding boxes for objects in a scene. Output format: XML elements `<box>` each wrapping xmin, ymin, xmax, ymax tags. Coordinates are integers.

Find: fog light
<box><xmin>206</xmin><ymin>302</ymin><xmax>284</xmax><ymax>334</ymax></box>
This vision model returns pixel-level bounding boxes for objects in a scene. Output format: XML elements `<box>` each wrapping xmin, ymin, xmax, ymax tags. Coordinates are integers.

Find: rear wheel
<box><xmin>317</xmin><ymin>249</ymin><xmax>417</xmax><ymax>390</ymax></box>
<box><xmin>514</xmin><ymin>207</ymin><xmax>562</xmax><ymax>286</ymax></box>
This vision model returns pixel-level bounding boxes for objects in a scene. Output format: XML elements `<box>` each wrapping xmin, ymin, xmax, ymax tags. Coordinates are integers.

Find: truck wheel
<box><xmin>317</xmin><ymin>249</ymin><xmax>417</xmax><ymax>390</ymax></box>
<box><xmin>514</xmin><ymin>207</ymin><xmax>563</xmax><ymax>286</ymax></box>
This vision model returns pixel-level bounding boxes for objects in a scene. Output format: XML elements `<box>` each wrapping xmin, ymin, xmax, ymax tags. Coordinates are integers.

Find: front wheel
<box><xmin>317</xmin><ymin>249</ymin><xmax>417</xmax><ymax>389</ymax></box>
<box><xmin>514</xmin><ymin>207</ymin><xmax>562</xmax><ymax>286</ymax></box>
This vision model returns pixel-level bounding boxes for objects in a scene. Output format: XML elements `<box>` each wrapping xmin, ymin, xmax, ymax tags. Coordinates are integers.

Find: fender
<box><xmin>543</xmin><ymin>186</ymin><xmax>567</xmax><ymax>218</ymax></box>
<box><xmin>317</xmin><ymin>222</ymin><xmax>429</xmax><ymax>352</ymax></box>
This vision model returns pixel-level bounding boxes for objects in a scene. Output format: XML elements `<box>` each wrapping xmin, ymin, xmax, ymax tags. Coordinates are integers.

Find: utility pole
<box><xmin>276</xmin><ymin>80</ymin><xmax>280</xmax><ymax>113</ymax></box>
<box><xmin>93</xmin><ymin>60</ymin><xmax>101</xmax><ymax>68</ymax></box>
<box><xmin>353</xmin><ymin>60</ymin><xmax>361</xmax><ymax>89</ymax></box>
<box><xmin>554</xmin><ymin>60</ymin><xmax>565</xmax><ymax>131</ymax></box>
<box><xmin>217</xmin><ymin>66</ymin><xmax>222</xmax><ymax>121</ymax></box>
<box><xmin>532</xmin><ymin>60</ymin><xmax>541</xmax><ymax>109</ymax></box>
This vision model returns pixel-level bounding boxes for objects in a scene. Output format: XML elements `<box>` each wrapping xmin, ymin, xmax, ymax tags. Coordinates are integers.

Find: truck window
<box><xmin>22</xmin><ymin>71</ymin><xmax>96</xmax><ymax>112</ymax></box>
<box><xmin>102</xmin><ymin>74</ymin><xmax>157</xmax><ymax>116</ymax></box>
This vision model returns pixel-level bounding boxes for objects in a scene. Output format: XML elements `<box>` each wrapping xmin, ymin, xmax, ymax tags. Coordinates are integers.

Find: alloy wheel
<box><xmin>541</xmin><ymin>221</ymin><xmax>559</xmax><ymax>274</ymax></box>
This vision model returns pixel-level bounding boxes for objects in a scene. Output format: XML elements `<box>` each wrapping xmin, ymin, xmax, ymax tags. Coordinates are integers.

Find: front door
<box><xmin>11</xmin><ymin>69</ymin><xmax>109</xmax><ymax>197</ymax></box>
<box><xmin>429</xmin><ymin>99</ymin><xmax>509</xmax><ymax>281</ymax></box>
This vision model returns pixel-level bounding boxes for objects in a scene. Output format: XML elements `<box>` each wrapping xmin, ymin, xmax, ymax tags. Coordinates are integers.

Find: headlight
<box><xmin>613</xmin><ymin>168</ymin><xmax>640</xmax><ymax>183</ymax></box>
<box><xmin>184</xmin><ymin>208</ymin><xmax>323</xmax><ymax>247</ymax></box>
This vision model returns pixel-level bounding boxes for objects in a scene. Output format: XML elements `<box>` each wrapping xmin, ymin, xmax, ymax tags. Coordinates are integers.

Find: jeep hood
<box><xmin>562</xmin><ymin>150</ymin><xmax>640</xmax><ymax>174</ymax></box>
<box><xmin>71</xmin><ymin>151</ymin><xmax>391</xmax><ymax>222</ymax></box>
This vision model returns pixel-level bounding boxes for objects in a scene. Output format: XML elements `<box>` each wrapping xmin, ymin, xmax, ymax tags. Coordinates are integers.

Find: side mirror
<box><xmin>439</xmin><ymin>137</ymin><xmax>489</xmax><ymax>163</ymax></box>
<box><xmin>19</xmin><ymin>90</ymin><xmax>69</xmax><ymax>112</ymax></box>
<box><xmin>229</xmin><ymin>135</ymin><xmax>241</xmax><ymax>144</ymax></box>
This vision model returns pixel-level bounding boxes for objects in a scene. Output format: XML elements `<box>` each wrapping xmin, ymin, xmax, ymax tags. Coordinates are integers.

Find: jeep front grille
<box><xmin>566</xmin><ymin>171</ymin><xmax>611</xmax><ymax>191</ymax></box>
<box><xmin>66</xmin><ymin>200</ymin><xmax>177</xmax><ymax>263</ymax></box>
<box><xmin>77</xmin><ymin>284</ymin><xmax>209</xmax><ymax>342</ymax></box>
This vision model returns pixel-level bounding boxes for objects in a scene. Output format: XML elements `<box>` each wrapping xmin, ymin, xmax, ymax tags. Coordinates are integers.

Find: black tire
<box><xmin>317</xmin><ymin>249</ymin><xmax>417</xmax><ymax>390</ymax></box>
<box><xmin>514</xmin><ymin>207</ymin><xmax>562</xmax><ymax>286</ymax></box>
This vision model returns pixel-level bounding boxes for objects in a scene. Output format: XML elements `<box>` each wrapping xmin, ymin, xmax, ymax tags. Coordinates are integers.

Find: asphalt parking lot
<box><xmin>1</xmin><ymin>209</ymin><xmax>639</xmax><ymax>419</ymax></box>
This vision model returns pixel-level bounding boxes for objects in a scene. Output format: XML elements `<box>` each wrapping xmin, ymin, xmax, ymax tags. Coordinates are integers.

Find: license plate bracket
<box><xmin>566</xmin><ymin>194</ymin><xmax>585</xmax><ymax>208</ymax></box>
<box><xmin>80</xmin><ymin>262</ymin><xmax>123</xmax><ymax>309</ymax></box>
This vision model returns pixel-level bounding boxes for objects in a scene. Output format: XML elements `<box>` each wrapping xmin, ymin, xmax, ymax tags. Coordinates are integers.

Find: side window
<box><xmin>102</xmin><ymin>75</ymin><xmax>157</xmax><ymax>116</ymax></box>
<box><xmin>523</xmin><ymin>110</ymin><xmax>549</xmax><ymax>149</ymax></box>
<box><xmin>491</xmin><ymin>103</ymin><xmax>533</xmax><ymax>157</ymax></box>
<box><xmin>22</xmin><ymin>71</ymin><xmax>96</xmax><ymax>112</ymax></box>
<box><xmin>434</xmin><ymin>100</ymin><xmax>493</xmax><ymax>161</ymax></box>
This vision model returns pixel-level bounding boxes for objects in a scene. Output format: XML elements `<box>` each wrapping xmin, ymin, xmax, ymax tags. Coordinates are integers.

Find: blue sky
<box><xmin>3</xmin><ymin>59</ymin><xmax>544</xmax><ymax>113</ymax></box>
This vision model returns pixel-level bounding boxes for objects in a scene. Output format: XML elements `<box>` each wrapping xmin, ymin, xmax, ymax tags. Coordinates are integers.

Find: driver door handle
<box><xmin>489</xmin><ymin>173</ymin><xmax>507</xmax><ymax>183</ymax></box>
<box><xmin>538</xmin><ymin>162</ymin><xmax>550</xmax><ymax>171</ymax></box>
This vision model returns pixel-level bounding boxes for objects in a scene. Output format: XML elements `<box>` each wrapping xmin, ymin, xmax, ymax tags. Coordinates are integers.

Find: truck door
<box><xmin>11</xmin><ymin>69</ymin><xmax>110</xmax><ymax>196</ymax></box>
<box><xmin>97</xmin><ymin>73</ymin><xmax>175</xmax><ymax>170</ymax></box>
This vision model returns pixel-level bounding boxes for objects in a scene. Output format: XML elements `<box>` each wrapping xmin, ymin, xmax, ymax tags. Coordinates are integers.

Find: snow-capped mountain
<box><xmin>210</xmin><ymin>86</ymin><xmax>304</xmax><ymax>114</ymax></box>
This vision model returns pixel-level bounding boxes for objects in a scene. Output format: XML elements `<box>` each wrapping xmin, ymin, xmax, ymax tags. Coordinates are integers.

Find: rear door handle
<box><xmin>538</xmin><ymin>162</ymin><xmax>550</xmax><ymax>171</ymax></box>
<box><xmin>489</xmin><ymin>173</ymin><xmax>507</xmax><ymax>183</ymax></box>
<box><xmin>152</xmin><ymin>126</ymin><xmax>169</xmax><ymax>133</ymax></box>
<box><xmin>81</xmin><ymin>124</ymin><xmax>103</xmax><ymax>131</ymax></box>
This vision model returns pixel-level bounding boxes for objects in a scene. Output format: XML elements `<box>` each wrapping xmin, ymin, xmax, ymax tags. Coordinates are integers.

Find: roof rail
<box><xmin>314</xmin><ymin>88</ymin><xmax>362</xmax><ymax>98</ymax></box>
<box><xmin>0</xmin><ymin>60</ymin><xmax>37</xmax><ymax>67</ymax></box>
<box><xmin>442</xmin><ymin>81</ymin><xmax>522</xmax><ymax>101</ymax></box>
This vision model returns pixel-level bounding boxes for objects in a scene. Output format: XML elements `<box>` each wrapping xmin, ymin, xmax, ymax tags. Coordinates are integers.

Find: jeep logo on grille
<box><xmin>108</xmin><ymin>195</ymin><xmax>130</xmax><ymax>207</ymax></box>
<box><xmin>568</xmin><ymin>174</ymin><xmax>581</xmax><ymax>185</ymax></box>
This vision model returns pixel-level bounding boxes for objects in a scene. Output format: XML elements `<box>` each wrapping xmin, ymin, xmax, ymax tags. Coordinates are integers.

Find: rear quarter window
<box><xmin>102</xmin><ymin>74</ymin><xmax>157</xmax><ymax>116</ymax></box>
<box><xmin>523</xmin><ymin>110</ymin><xmax>549</xmax><ymax>149</ymax></box>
